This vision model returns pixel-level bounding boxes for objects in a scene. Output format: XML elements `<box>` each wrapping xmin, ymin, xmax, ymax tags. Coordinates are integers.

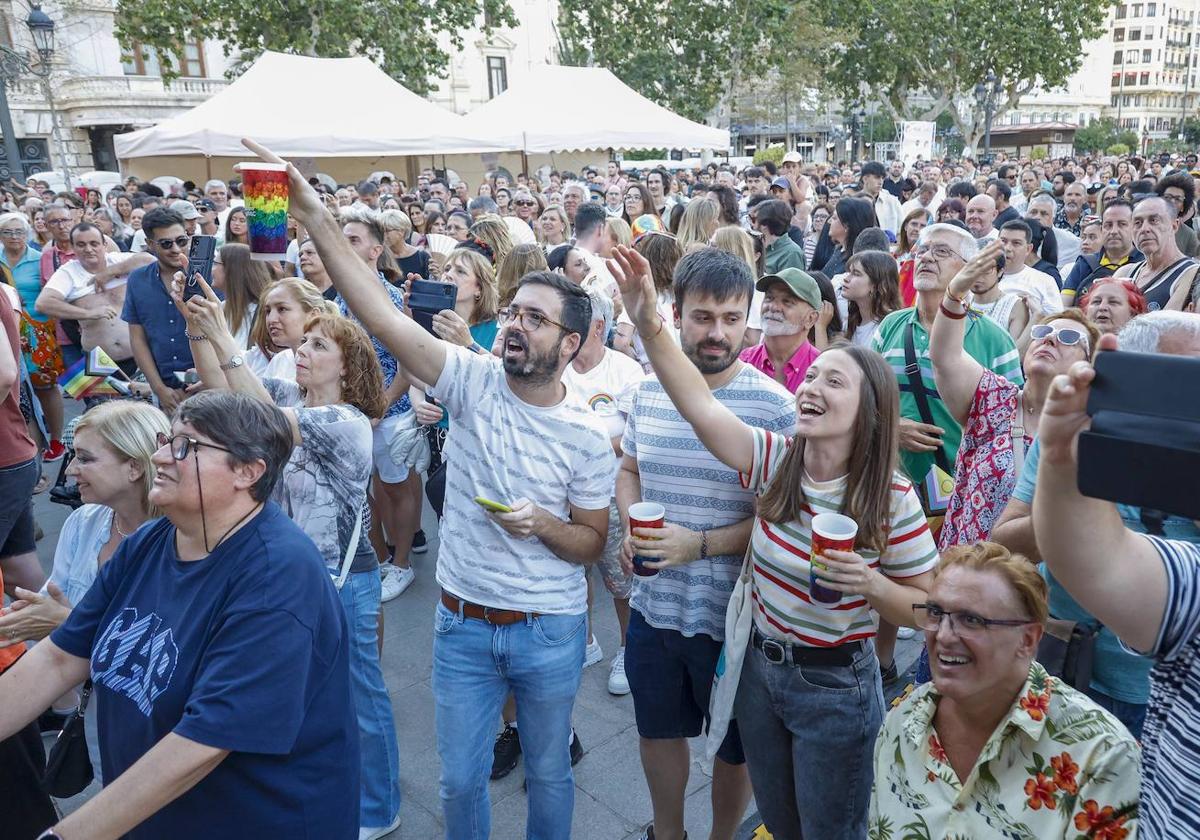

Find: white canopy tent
<box><xmin>455</xmin><ymin>65</ymin><xmax>730</xmax><ymax>155</ymax></box>
<box><xmin>113</xmin><ymin>51</ymin><xmax>508</xmax><ymax>182</ymax></box>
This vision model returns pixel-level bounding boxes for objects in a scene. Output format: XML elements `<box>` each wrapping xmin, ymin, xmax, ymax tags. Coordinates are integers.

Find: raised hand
<box><xmin>947</xmin><ymin>239</ymin><xmax>1004</xmax><ymax>301</ymax></box>
<box><xmin>606</xmin><ymin>244</ymin><xmax>659</xmax><ymax>333</ymax></box>
<box><xmin>170</xmin><ymin>271</ymin><xmax>231</xmax><ymax>341</ymax></box>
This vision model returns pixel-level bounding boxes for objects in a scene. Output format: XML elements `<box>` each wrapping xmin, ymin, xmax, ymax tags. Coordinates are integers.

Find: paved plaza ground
<box><xmin>33</xmin><ymin>439</ymin><xmax>921</xmax><ymax>839</ymax></box>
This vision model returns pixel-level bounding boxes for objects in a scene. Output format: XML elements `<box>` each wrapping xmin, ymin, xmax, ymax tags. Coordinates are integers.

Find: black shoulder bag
<box><xmin>1037</xmin><ymin>621</ymin><xmax>1100</xmax><ymax>692</ymax></box>
<box><xmin>903</xmin><ymin>323</ymin><xmax>955</xmax><ymax>517</ymax></box>
<box><xmin>42</xmin><ymin>680</ymin><xmax>94</xmax><ymax>797</ymax></box>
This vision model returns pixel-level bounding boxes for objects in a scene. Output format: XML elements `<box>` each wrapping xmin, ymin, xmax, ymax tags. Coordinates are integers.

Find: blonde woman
<box><xmin>676</xmin><ymin>197</ymin><xmax>720</xmax><ymax>252</ymax></box>
<box><xmin>710</xmin><ymin>225</ymin><xmax>767</xmax><ymax>344</ymax></box>
<box><xmin>378</xmin><ymin>208</ymin><xmax>430</xmax><ymax>278</ymax></box>
<box><xmin>601</xmin><ymin>217</ymin><xmax>632</xmax><ymax>259</ymax></box>
<box><xmin>497</xmin><ymin>242</ymin><xmax>549</xmax><ymax>307</ymax></box>
<box><xmin>468</xmin><ymin>214</ymin><xmax>514</xmax><ymax>269</ymax></box>
<box><xmin>245</xmin><ymin>276</ymin><xmax>337</xmax><ymax>380</ymax></box>
<box><xmin>538</xmin><ymin>204</ymin><xmax>570</xmax><ymax>251</ymax></box>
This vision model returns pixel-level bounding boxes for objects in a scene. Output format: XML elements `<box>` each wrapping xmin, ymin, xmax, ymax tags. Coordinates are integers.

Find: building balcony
<box><xmin>54</xmin><ymin>75</ymin><xmax>227</xmax><ymax>110</ymax></box>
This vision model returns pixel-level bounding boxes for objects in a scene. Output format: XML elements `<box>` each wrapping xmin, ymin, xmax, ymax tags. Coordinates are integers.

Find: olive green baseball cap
<box><xmin>756</xmin><ymin>267</ymin><xmax>822</xmax><ymax>311</ymax></box>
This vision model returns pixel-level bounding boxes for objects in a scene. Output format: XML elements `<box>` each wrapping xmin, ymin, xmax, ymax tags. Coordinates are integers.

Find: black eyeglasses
<box><xmin>497</xmin><ymin>306</ymin><xmax>569</xmax><ymax>333</ymax></box>
<box><xmin>912</xmin><ymin>603</ymin><xmax>1036</xmax><ymax>636</ymax></box>
<box><xmin>156</xmin><ymin>432</ymin><xmax>233</xmax><ymax>461</ymax></box>
<box><xmin>155</xmin><ymin>236</ymin><xmax>191</xmax><ymax>251</ymax></box>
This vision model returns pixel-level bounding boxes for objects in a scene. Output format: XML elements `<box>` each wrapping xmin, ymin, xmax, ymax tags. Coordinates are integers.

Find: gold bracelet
<box><xmin>944</xmin><ymin>290</ymin><xmax>966</xmax><ymax>306</ymax></box>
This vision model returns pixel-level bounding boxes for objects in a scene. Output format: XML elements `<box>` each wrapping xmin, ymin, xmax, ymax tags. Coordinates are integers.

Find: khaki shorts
<box><xmin>589</xmin><ymin>502</ymin><xmax>632</xmax><ymax>600</ymax></box>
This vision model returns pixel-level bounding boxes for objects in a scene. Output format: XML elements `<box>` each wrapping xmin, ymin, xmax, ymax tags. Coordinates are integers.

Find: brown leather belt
<box><xmin>441</xmin><ymin>590</ymin><xmax>541</xmax><ymax>625</ymax></box>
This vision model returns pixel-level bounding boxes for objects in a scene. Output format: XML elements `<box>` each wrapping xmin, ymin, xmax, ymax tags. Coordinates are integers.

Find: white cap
<box><xmin>782</xmin><ymin>151</ymin><xmax>802</xmax><ymax>164</ymax></box>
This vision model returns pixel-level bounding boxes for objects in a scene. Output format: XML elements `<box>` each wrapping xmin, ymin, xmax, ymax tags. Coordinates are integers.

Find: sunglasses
<box><xmin>1029</xmin><ymin>324</ymin><xmax>1088</xmax><ymax>352</ymax></box>
<box><xmin>514</xmin><ymin>199</ymin><xmax>536</xmax><ymax>207</ymax></box>
<box><xmin>156</xmin><ymin>431</ymin><xmax>234</xmax><ymax>462</ymax></box>
<box><xmin>156</xmin><ymin>236</ymin><xmax>191</xmax><ymax>251</ymax></box>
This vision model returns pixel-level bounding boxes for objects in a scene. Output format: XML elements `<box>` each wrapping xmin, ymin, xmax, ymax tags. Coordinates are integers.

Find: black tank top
<box><xmin>1132</xmin><ymin>257</ymin><xmax>1197</xmax><ymax>310</ymax></box>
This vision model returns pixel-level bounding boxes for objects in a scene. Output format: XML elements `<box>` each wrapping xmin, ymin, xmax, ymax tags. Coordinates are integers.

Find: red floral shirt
<box><xmin>938</xmin><ymin>369</ymin><xmax>1028</xmax><ymax>551</ymax></box>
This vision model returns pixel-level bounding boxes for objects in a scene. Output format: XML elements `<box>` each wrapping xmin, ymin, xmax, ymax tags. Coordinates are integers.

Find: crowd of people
<box><xmin>0</xmin><ymin>137</ymin><xmax>1197</xmax><ymax>840</ymax></box>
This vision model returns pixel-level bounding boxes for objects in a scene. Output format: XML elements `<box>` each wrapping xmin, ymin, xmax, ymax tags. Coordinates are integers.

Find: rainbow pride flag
<box><xmin>58</xmin><ymin>356</ymin><xmax>120</xmax><ymax>399</ymax></box>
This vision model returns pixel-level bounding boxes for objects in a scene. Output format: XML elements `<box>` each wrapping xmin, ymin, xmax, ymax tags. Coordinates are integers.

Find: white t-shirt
<box><xmin>1000</xmin><ymin>265</ymin><xmax>1063</xmax><ymax>317</ymax></box>
<box><xmin>561</xmin><ymin>348</ymin><xmax>645</xmax><ymax>480</ymax></box>
<box><xmin>44</xmin><ymin>253</ymin><xmax>126</xmax><ymax>302</ymax></box>
<box><xmin>430</xmin><ymin>345</ymin><xmax>613</xmax><ymax>614</ymax></box>
<box><xmin>245</xmin><ymin>347</ymin><xmax>296</xmax><ymax>380</ymax></box>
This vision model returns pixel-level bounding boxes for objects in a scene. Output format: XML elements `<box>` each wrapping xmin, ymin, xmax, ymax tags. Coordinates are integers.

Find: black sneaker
<box><xmin>412</xmin><ymin>529</ymin><xmax>428</xmax><ymax>555</ymax></box>
<box><xmin>640</xmin><ymin>828</ymin><xmax>687</xmax><ymax>840</ymax></box>
<box><xmin>491</xmin><ymin>724</ymin><xmax>521</xmax><ymax>780</ymax></box>
<box><xmin>570</xmin><ymin>729</ymin><xmax>584</xmax><ymax>766</ymax></box>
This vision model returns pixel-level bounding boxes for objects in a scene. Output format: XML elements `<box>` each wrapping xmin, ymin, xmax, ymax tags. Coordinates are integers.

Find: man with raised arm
<box><xmin>241</xmin><ymin>139</ymin><xmax>611</xmax><ymax>840</ymax></box>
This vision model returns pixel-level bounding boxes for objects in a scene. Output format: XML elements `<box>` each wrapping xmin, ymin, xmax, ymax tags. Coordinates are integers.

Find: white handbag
<box><xmin>386</xmin><ymin>410</ymin><xmax>431</xmax><ymax>473</ymax></box>
<box><xmin>704</xmin><ymin>547</ymin><xmax>755</xmax><ymax>769</ymax></box>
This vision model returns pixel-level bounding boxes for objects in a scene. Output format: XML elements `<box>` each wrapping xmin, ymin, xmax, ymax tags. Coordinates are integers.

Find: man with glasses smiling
<box><xmin>121</xmin><ymin>208</ymin><xmax>198</xmax><ymax>413</ymax></box>
<box><xmin>872</xmin><ymin>223</ymin><xmax>1022</xmax><ymax>527</ymax></box>
<box><xmin>242</xmin><ymin>137</ymin><xmax>612</xmax><ymax>840</ymax></box>
<box><xmin>870</xmin><ymin>541</ymin><xmax>1141</xmax><ymax>839</ymax></box>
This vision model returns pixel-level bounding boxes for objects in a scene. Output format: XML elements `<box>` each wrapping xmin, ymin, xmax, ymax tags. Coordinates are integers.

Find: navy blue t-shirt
<box><xmin>52</xmin><ymin>503</ymin><xmax>359</xmax><ymax>839</ymax></box>
<box><xmin>120</xmin><ymin>261</ymin><xmax>195</xmax><ymax>385</ymax></box>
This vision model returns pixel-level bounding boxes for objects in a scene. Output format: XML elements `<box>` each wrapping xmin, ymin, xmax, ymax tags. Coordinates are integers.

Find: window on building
<box><xmin>1133</xmin><ymin>3</ymin><xmax>1143</xmax><ymax>16</ymax></box>
<box><xmin>122</xmin><ymin>40</ymin><xmax>206</xmax><ymax>77</ymax></box>
<box><xmin>1148</xmin><ymin>2</ymin><xmax>1157</xmax><ymax>15</ymax></box>
<box><xmin>122</xmin><ymin>44</ymin><xmax>162</xmax><ymax>76</ymax></box>
<box><xmin>1117</xmin><ymin>4</ymin><xmax>1127</xmax><ymax>17</ymax></box>
<box><xmin>486</xmin><ymin>55</ymin><xmax>507</xmax><ymax>99</ymax></box>
<box><xmin>1115</xmin><ymin>27</ymin><xmax>1126</xmax><ymax>40</ymax></box>
<box><xmin>1144</xmin><ymin>48</ymin><xmax>1153</xmax><ymax>61</ymax></box>
<box><xmin>1141</xmin><ymin>71</ymin><xmax>1151</xmax><ymax>84</ymax></box>
<box><xmin>1127</xmin><ymin>72</ymin><xmax>1138</xmax><ymax>85</ymax></box>
<box><xmin>1130</xmin><ymin>28</ymin><xmax>1142</xmax><ymax>39</ymax></box>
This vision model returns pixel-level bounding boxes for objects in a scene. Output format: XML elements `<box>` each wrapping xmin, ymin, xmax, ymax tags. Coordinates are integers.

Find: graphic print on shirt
<box><xmin>92</xmin><ymin>606</ymin><xmax>179</xmax><ymax>716</ymax></box>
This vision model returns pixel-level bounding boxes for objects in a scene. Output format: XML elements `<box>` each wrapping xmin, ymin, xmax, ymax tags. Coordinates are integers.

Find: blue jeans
<box><xmin>1086</xmin><ymin>686</ymin><xmax>1147</xmax><ymax>740</ymax></box>
<box><xmin>734</xmin><ymin>639</ymin><xmax>883</xmax><ymax>840</ymax></box>
<box><xmin>432</xmin><ymin>600</ymin><xmax>586</xmax><ymax>840</ymax></box>
<box><xmin>339</xmin><ymin>569</ymin><xmax>402</xmax><ymax>828</ymax></box>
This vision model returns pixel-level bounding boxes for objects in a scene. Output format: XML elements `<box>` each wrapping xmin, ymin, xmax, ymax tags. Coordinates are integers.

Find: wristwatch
<box><xmin>219</xmin><ymin>354</ymin><xmax>245</xmax><ymax>371</ymax></box>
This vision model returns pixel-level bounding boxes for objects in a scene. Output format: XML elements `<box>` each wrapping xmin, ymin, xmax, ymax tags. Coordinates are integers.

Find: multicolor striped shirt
<box><xmin>742</xmin><ymin>427</ymin><xmax>938</xmax><ymax>647</ymax></box>
<box><xmin>622</xmin><ymin>365</ymin><xmax>796</xmax><ymax>639</ymax></box>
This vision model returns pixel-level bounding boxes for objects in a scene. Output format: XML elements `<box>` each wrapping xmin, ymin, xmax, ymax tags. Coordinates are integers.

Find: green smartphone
<box><xmin>474</xmin><ymin>496</ymin><xmax>513</xmax><ymax>513</ymax></box>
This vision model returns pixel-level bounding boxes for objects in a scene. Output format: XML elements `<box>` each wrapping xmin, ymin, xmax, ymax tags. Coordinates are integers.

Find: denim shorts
<box><xmin>0</xmin><ymin>458</ymin><xmax>38</xmax><ymax>559</ymax></box>
<box><xmin>624</xmin><ymin>608</ymin><xmax>745</xmax><ymax>765</ymax></box>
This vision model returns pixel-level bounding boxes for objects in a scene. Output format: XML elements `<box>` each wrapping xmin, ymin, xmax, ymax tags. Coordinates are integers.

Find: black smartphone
<box><xmin>1077</xmin><ymin>351</ymin><xmax>1200</xmax><ymax>519</ymax></box>
<box><xmin>407</xmin><ymin>278</ymin><xmax>457</xmax><ymax>334</ymax></box>
<box><xmin>184</xmin><ymin>235</ymin><xmax>217</xmax><ymax>300</ymax></box>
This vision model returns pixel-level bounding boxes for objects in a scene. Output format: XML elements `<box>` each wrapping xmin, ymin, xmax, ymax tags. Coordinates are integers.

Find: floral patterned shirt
<box><xmin>870</xmin><ymin>662</ymin><xmax>1141</xmax><ymax>840</ymax></box>
<box><xmin>938</xmin><ymin>368</ymin><xmax>1029</xmax><ymax>551</ymax></box>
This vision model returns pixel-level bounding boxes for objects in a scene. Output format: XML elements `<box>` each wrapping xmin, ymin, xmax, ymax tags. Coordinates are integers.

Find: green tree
<box><xmin>1074</xmin><ymin>117</ymin><xmax>1120</xmax><ymax>153</ymax></box>
<box><xmin>116</xmin><ymin>0</ymin><xmax>516</xmax><ymax>94</ymax></box>
<box><xmin>812</xmin><ymin>0</ymin><xmax>1116</xmax><ymax>154</ymax></box>
<box><xmin>556</xmin><ymin>0</ymin><xmax>794</xmax><ymax>123</ymax></box>
<box><xmin>1181</xmin><ymin>117</ymin><xmax>1200</xmax><ymax>147</ymax></box>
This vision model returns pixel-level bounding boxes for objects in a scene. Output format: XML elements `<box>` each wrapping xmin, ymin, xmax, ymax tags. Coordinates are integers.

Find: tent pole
<box><xmin>205</xmin><ymin>155</ymin><xmax>212</xmax><ymax>181</ymax></box>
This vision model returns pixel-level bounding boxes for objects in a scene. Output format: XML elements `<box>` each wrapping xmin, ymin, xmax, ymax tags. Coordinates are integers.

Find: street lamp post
<box><xmin>974</xmin><ymin>70</ymin><xmax>1003</xmax><ymax>160</ymax></box>
<box><xmin>0</xmin><ymin>4</ymin><xmax>60</xmax><ymax>185</ymax></box>
<box><xmin>848</xmin><ymin>105</ymin><xmax>862</xmax><ymax>162</ymax></box>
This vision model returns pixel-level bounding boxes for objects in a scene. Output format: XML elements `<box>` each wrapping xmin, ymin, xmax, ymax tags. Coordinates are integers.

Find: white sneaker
<box><xmin>380</xmin><ymin>564</ymin><xmax>414</xmax><ymax>602</ymax></box>
<box><xmin>584</xmin><ymin>635</ymin><xmax>604</xmax><ymax>668</ymax></box>
<box><xmin>607</xmin><ymin>646</ymin><xmax>630</xmax><ymax>695</ymax></box>
<box><xmin>359</xmin><ymin>812</ymin><xmax>402</xmax><ymax>840</ymax></box>
<box><xmin>897</xmin><ymin>626</ymin><xmax>918</xmax><ymax>640</ymax></box>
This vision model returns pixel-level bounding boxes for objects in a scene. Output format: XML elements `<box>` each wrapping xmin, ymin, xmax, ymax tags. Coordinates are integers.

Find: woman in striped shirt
<box><xmin>609</xmin><ymin>244</ymin><xmax>939</xmax><ymax>840</ymax></box>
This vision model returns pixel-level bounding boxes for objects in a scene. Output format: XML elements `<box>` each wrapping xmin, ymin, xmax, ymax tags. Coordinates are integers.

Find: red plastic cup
<box><xmin>628</xmin><ymin>502</ymin><xmax>665</xmax><ymax>577</ymax></box>
<box><xmin>810</xmin><ymin>513</ymin><xmax>859</xmax><ymax>606</ymax></box>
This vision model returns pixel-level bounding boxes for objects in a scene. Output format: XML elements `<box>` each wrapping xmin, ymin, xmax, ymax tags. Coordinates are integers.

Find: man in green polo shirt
<box><xmin>757</xmin><ymin>199</ymin><xmax>807</xmax><ymax>275</ymax></box>
<box><xmin>872</xmin><ymin>222</ymin><xmax>1023</xmax><ymax>509</ymax></box>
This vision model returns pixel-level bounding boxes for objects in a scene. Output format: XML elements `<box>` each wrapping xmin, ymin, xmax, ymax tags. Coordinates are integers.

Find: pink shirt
<box><xmin>739</xmin><ymin>341</ymin><xmax>819</xmax><ymax>394</ymax></box>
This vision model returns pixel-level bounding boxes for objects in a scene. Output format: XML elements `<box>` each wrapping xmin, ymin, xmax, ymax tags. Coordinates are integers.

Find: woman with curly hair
<box><xmin>179</xmin><ymin>280</ymin><xmax>402</xmax><ymax>840</ymax></box>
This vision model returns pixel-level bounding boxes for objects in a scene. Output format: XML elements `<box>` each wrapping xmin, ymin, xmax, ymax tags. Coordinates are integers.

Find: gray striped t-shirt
<box><xmin>622</xmin><ymin>364</ymin><xmax>796</xmax><ymax>639</ymax></box>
